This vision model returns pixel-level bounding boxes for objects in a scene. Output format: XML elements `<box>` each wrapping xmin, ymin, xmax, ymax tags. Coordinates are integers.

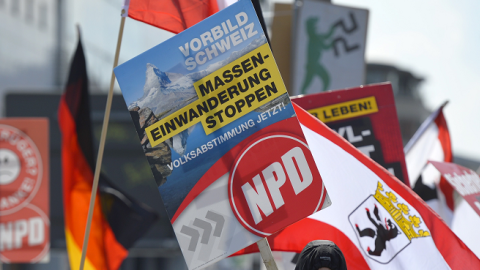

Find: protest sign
<box><xmin>292</xmin><ymin>83</ymin><xmax>409</xmax><ymax>186</ymax></box>
<box><xmin>0</xmin><ymin>118</ymin><xmax>50</xmax><ymax>263</ymax></box>
<box><xmin>114</xmin><ymin>1</ymin><xmax>330</xmax><ymax>269</ymax></box>
<box><xmin>430</xmin><ymin>161</ymin><xmax>480</xmax><ymax>216</ymax></box>
<box><xmin>233</xmin><ymin>104</ymin><xmax>480</xmax><ymax>270</ymax></box>
<box><xmin>291</xmin><ymin>0</ymin><xmax>368</xmax><ymax>95</ymax></box>
<box><xmin>429</xmin><ymin>161</ymin><xmax>480</xmax><ymax>259</ymax></box>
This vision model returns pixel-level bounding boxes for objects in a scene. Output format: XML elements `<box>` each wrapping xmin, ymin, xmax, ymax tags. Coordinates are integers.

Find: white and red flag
<box><xmin>404</xmin><ymin>102</ymin><xmax>454</xmax><ymax>225</ymax></box>
<box><xmin>233</xmin><ymin>103</ymin><xmax>480</xmax><ymax>269</ymax></box>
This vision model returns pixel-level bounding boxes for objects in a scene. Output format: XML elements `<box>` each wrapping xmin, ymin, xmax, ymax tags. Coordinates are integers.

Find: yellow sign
<box><xmin>308</xmin><ymin>96</ymin><xmax>378</xmax><ymax>123</ymax></box>
<box><xmin>145</xmin><ymin>43</ymin><xmax>287</xmax><ymax>147</ymax></box>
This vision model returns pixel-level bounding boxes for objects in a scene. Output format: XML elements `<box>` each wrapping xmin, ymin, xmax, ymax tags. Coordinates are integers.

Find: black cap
<box><xmin>294</xmin><ymin>240</ymin><xmax>347</xmax><ymax>270</ymax></box>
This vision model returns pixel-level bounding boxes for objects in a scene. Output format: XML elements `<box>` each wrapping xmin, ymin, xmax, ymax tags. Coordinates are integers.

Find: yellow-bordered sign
<box><xmin>145</xmin><ymin>43</ymin><xmax>287</xmax><ymax>147</ymax></box>
<box><xmin>308</xmin><ymin>96</ymin><xmax>378</xmax><ymax>123</ymax></box>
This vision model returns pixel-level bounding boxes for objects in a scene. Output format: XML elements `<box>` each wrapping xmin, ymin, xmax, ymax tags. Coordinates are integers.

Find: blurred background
<box><xmin>1</xmin><ymin>0</ymin><xmax>479</xmax><ymax>269</ymax></box>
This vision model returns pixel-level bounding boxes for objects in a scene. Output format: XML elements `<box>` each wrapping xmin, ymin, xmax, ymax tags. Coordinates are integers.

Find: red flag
<box><xmin>233</xmin><ymin>103</ymin><xmax>480</xmax><ymax>269</ymax></box>
<box><xmin>124</xmin><ymin>0</ymin><xmax>219</xmax><ymax>34</ymax></box>
<box><xmin>59</xmin><ymin>37</ymin><xmax>158</xmax><ymax>270</ymax></box>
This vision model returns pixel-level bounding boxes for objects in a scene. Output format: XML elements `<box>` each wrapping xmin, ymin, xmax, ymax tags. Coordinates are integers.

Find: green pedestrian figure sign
<box><xmin>301</xmin><ymin>17</ymin><xmax>335</xmax><ymax>94</ymax></box>
<box><xmin>292</xmin><ymin>1</ymin><xmax>368</xmax><ymax>95</ymax></box>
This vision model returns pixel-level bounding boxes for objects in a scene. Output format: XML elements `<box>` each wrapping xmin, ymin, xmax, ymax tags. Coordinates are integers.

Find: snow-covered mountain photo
<box><xmin>129</xmin><ymin>63</ymin><xmax>198</xmax><ymax>118</ymax></box>
<box><xmin>128</xmin><ymin>34</ymin><xmax>267</xmax><ymax>156</ymax></box>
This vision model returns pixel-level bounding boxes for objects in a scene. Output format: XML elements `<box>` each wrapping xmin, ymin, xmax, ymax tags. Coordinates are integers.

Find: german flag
<box><xmin>58</xmin><ymin>37</ymin><xmax>159</xmax><ymax>270</ymax></box>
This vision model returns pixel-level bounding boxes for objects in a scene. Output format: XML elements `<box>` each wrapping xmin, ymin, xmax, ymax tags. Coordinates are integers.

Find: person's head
<box><xmin>294</xmin><ymin>240</ymin><xmax>347</xmax><ymax>270</ymax></box>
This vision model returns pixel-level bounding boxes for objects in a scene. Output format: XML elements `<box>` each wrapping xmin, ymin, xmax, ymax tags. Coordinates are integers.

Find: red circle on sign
<box><xmin>0</xmin><ymin>205</ymin><xmax>50</xmax><ymax>263</ymax></box>
<box><xmin>0</xmin><ymin>124</ymin><xmax>43</xmax><ymax>216</ymax></box>
<box><xmin>229</xmin><ymin>132</ymin><xmax>325</xmax><ymax>237</ymax></box>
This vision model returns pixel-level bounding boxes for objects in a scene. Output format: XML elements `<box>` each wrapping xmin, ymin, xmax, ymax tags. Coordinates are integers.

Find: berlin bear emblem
<box><xmin>355</xmin><ymin>204</ymin><xmax>399</xmax><ymax>256</ymax></box>
<box><xmin>349</xmin><ymin>182</ymin><xmax>431</xmax><ymax>264</ymax></box>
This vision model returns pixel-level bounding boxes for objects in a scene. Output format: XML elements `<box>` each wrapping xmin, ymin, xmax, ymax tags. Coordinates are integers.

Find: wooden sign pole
<box><xmin>257</xmin><ymin>238</ymin><xmax>279</xmax><ymax>270</ymax></box>
<box><xmin>78</xmin><ymin>13</ymin><xmax>126</xmax><ymax>270</ymax></box>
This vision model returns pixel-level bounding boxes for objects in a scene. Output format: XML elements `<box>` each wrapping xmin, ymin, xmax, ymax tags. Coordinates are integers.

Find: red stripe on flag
<box><xmin>59</xmin><ymin>96</ymin><xmax>109</xmax><ymax>269</ymax></box>
<box><xmin>104</xmin><ymin>227</ymin><xmax>128</xmax><ymax>270</ymax></box>
<box><xmin>294</xmin><ymin>103</ymin><xmax>480</xmax><ymax>269</ymax></box>
<box><xmin>435</xmin><ymin>111</ymin><xmax>452</xmax><ymax>163</ymax></box>
<box><xmin>59</xmin><ymin>96</ymin><xmax>128</xmax><ymax>270</ymax></box>
<box><xmin>233</xmin><ymin>218</ymin><xmax>370</xmax><ymax>269</ymax></box>
<box><xmin>435</xmin><ymin>111</ymin><xmax>455</xmax><ymax>210</ymax></box>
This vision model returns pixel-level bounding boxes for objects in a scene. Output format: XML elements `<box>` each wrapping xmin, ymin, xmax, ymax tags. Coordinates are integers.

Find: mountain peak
<box><xmin>144</xmin><ymin>63</ymin><xmax>171</xmax><ymax>95</ymax></box>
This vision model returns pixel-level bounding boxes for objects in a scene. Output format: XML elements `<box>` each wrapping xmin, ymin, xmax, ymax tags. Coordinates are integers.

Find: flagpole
<box><xmin>257</xmin><ymin>238</ymin><xmax>279</xmax><ymax>270</ymax></box>
<box><xmin>78</xmin><ymin>12</ymin><xmax>126</xmax><ymax>270</ymax></box>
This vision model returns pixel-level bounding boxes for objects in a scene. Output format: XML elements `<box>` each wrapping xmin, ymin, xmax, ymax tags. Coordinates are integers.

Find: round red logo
<box><xmin>0</xmin><ymin>124</ymin><xmax>43</xmax><ymax>216</ymax></box>
<box><xmin>229</xmin><ymin>133</ymin><xmax>325</xmax><ymax>236</ymax></box>
<box><xmin>0</xmin><ymin>205</ymin><xmax>50</xmax><ymax>262</ymax></box>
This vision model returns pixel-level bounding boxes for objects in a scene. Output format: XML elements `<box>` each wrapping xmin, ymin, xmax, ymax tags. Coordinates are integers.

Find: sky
<box><xmin>312</xmin><ymin>0</ymin><xmax>480</xmax><ymax>161</ymax></box>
